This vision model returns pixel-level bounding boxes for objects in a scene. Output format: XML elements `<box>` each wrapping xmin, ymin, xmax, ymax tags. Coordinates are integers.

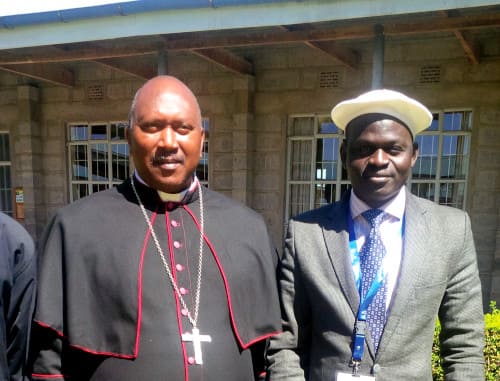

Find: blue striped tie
<box><xmin>360</xmin><ymin>209</ymin><xmax>387</xmax><ymax>352</ymax></box>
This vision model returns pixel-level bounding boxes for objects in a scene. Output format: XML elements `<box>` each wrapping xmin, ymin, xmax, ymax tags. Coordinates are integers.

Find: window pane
<box><xmin>315</xmin><ymin>138</ymin><xmax>339</xmax><ymax>180</ymax></box>
<box><xmin>110</xmin><ymin>122</ymin><xmax>128</xmax><ymax>140</ymax></box>
<box><xmin>0</xmin><ymin>133</ymin><xmax>10</xmax><ymax>161</ymax></box>
<box><xmin>314</xmin><ymin>183</ymin><xmax>335</xmax><ymax>208</ymax></box>
<box><xmin>91</xmin><ymin>143</ymin><xmax>108</xmax><ymax>181</ymax></box>
<box><xmin>413</xmin><ymin>135</ymin><xmax>438</xmax><ymax>179</ymax></box>
<box><xmin>0</xmin><ymin>166</ymin><xmax>12</xmax><ymax>215</ymax></box>
<box><xmin>71</xmin><ymin>145</ymin><xmax>88</xmax><ymax>180</ymax></box>
<box><xmin>289</xmin><ymin>117</ymin><xmax>314</xmax><ymax>136</ymax></box>
<box><xmin>72</xmin><ymin>183</ymin><xmax>89</xmax><ymax>201</ymax></box>
<box><xmin>441</xmin><ymin>135</ymin><xmax>470</xmax><ymax>180</ymax></box>
<box><xmin>290</xmin><ymin>140</ymin><xmax>312</xmax><ymax>181</ymax></box>
<box><xmin>289</xmin><ymin>183</ymin><xmax>310</xmax><ymax>218</ymax></box>
<box><xmin>439</xmin><ymin>182</ymin><xmax>465</xmax><ymax>208</ymax></box>
<box><xmin>91</xmin><ymin>124</ymin><xmax>107</xmax><ymax>140</ymax></box>
<box><xmin>69</xmin><ymin>124</ymin><xmax>88</xmax><ymax>141</ymax></box>
<box><xmin>411</xmin><ymin>182</ymin><xmax>435</xmax><ymax>202</ymax></box>
<box><xmin>111</xmin><ymin>143</ymin><xmax>129</xmax><ymax>181</ymax></box>
<box><xmin>318</xmin><ymin>118</ymin><xmax>339</xmax><ymax>134</ymax></box>
<box><xmin>443</xmin><ymin>111</ymin><xmax>472</xmax><ymax>132</ymax></box>
<box><xmin>427</xmin><ymin>114</ymin><xmax>439</xmax><ymax>131</ymax></box>
<box><xmin>92</xmin><ymin>184</ymin><xmax>108</xmax><ymax>193</ymax></box>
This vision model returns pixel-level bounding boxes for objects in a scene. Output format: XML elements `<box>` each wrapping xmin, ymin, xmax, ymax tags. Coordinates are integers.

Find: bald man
<box><xmin>31</xmin><ymin>76</ymin><xmax>281</xmax><ymax>381</ymax></box>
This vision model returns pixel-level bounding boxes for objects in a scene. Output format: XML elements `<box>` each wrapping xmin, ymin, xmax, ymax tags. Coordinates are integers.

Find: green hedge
<box><xmin>432</xmin><ymin>301</ymin><xmax>500</xmax><ymax>380</ymax></box>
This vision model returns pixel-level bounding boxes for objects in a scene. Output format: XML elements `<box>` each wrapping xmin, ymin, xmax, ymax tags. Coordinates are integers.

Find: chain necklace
<box><xmin>130</xmin><ymin>177</ymin><xmax>204</xmax><ymax>328</ymax></box>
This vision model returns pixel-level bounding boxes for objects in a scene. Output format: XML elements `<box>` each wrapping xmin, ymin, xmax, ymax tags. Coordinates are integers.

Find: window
<box><xmin>411</xmin><ymin>110</ymin><xmax>472</xmax><ymax>209</ymax></box>
<box><xmin>0</xmin><ymin>132</ymin><xmax>12</xmax><ymax>216</ymax></box>
<box><xmin>285</xmin><ymin>109</ymin><xmax>472</xmax><ymax>221</ymax></box>
<box><xmin>285</xmin><ymin>114</ymin><xmax>350</xmax><ymax>220</ymax></box>
<box><xmin>67</xmin><ymin>122</ymin><xmax>130</xmax><ymax>202</ymax></box>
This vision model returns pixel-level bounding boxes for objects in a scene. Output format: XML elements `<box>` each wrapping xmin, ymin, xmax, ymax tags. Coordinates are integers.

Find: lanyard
<box><xmin>347</xmin><ymin>209</ymin><xmax>404</xmax><ymax>373</ymax></box>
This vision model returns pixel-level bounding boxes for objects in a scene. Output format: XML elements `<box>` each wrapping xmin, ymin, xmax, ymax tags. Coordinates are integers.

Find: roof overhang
<box><xmin>1</xmin><ymin>0</ymin><xmax>498</xmax><ymax>49</ymax></box>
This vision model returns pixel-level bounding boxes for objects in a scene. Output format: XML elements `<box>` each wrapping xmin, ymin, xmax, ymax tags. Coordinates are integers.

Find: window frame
<box><xmin>0</xmin><ymin>131</ymin><xmax>13</xmax><ymax>216</ymax></box>
<box><xmin>409</xmin><ymin>108</ymin><xmax>472</xmax><ymax>209</ymax></box>
<box><xmin>285</xmin><ymin>113</ymin><xmax>349</xmax><ymax>222</ymax></box>
<box><xmin>66</xmin><ymin>121</ymin><xmax>130</xmax><ymax>202</ymax></box>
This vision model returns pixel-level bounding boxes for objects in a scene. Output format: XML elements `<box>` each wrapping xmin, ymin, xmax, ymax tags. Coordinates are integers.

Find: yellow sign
<box><xmin>15</xmin><ymin>187</ymin><xmax>24</xmax><ymax>203</ymax></box>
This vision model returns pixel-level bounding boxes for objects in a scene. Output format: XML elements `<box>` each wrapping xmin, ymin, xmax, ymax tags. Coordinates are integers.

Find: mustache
<box><xmin>151</xmin><ymin>150</ymin><xmax>184</xmax><ymax>166</ymax></box>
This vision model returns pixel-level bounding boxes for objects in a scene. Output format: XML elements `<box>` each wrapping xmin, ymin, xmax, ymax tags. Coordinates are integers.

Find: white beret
<box><xmin>330</xmin><ymin>89</ymin><xmax>433</xmax><ymax>137</ymax></box>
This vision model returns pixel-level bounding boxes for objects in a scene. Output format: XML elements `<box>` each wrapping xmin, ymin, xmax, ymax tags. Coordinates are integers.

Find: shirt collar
<box><xmin>350</xmin><ymin>186</ymin><xmax>406</xmax><ymax>221</ymax></box>
<box><xmin>133</xmin><ymin>170</ymin><xmax>198</xmax><ymax>203</ymax></box>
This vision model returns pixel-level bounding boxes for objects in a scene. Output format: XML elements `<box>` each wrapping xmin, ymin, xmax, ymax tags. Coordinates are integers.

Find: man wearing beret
<box><xmin>266</xmin><ymin>89</ymin><xmax>484</xmax><ymax>380</ymax></box>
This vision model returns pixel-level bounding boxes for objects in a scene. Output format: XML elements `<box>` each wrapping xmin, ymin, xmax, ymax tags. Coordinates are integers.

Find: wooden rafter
<box><xmin>190</xmin><ymin>48</ymin><xmax>254</xmax><ymax>75</ymax></box>
<box><xmin>0</xmin><ymin>63</ymin><xmax>74</xmax><ymax>87</ymax></box>
<box><xmin>280</xmin><ymin>24</ymin><xmax>360</xmax><ymax>69</ymax></box>
<box><xmin>0</xmin><ymin>44</ymin><xmax>161</xmax><ymax>65</ymax></box>
<box><xmin>454</xmin><ymin>30</ymin><xmax>480</xmax><ymax>64</ymax></box>
<box><xmin>304</xmin><ymin>41</ymin><xmax>360</xmax><ymax>70</ymax></box>
<box><xmin>93</xmin><ymin>58</ymin><xmax>157</xmax><ymax>79</ymax></box>
<box><xmin>438</xmin><ymin>10</ymin><xmax>481</xmax><ymax>65</ymax></box>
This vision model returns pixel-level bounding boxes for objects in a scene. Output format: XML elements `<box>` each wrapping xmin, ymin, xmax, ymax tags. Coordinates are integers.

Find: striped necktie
<box><xmin>360</xmin><ymin>208</ymin><xmax>387</xmax><ymax>352</ymax></box>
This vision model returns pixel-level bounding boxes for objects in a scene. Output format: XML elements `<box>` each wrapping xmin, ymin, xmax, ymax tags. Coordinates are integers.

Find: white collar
<box><xmin>133</xmin><ymin>170</ymin><xmax>197</xmax><ymax>203</ymax></box>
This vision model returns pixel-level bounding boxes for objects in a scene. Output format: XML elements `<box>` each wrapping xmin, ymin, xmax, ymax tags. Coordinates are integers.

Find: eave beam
<box><xmin>0</xmin><ymin>64</ymin><xmax>74</xmax><ymax>87</ymax></box>
<box><xmin>190</xmin><ymin>48</ymin><xmax>253</xmax><ymax>75</ymax></box>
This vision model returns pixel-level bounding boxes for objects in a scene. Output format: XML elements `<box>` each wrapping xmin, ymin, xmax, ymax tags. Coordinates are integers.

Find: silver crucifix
<box><xmin>182</xmin><ymin>327</ymin><xmax>212</xmax><ymax>364</ymax></box>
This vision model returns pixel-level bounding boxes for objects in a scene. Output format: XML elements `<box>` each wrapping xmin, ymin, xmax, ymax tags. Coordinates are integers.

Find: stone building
<box><xmin>0</xmin><ymin>0</ymin><xmax>499</xmax><ymax>307</ymax></box>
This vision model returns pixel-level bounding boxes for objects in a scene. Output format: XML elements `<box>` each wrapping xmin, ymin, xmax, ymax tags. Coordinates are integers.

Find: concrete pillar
<box><xmin>14</xmin><ymin>85</ymin><xmax>42</xmax><ymax>239</ymax></box>
<box><xmin>231</xmin><ymin>76</ymin><xmax>255</xmax><ymax>205</ymax></box>
<box><xmin>157</xmin><ymin>50</ymin><xmax>167</xmax><ymax>75</ymax></box>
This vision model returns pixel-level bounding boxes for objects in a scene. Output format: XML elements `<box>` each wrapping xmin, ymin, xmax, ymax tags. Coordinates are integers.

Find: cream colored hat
<box><xmin>330</xmin><ymin>89</ymin><xmax>433</xmax><ymax>137</ymax></box>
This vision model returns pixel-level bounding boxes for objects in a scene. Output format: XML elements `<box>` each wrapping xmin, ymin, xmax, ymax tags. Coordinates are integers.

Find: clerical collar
<box><xmin>133</xmin><ymin>171</ymin><xmax>198</xmax><ymax>203</ymax></box>
<box><xmin>349</xmin><ymin>186</ymin><xmax>406</xmax><ymax>221</ymax></box>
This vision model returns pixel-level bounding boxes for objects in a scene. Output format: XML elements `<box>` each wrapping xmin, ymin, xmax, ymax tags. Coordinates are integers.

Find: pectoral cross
<box><xmin>182</xmin><ymin>327</ymin><xmax>212</xmax><ymax>364</ymax></box>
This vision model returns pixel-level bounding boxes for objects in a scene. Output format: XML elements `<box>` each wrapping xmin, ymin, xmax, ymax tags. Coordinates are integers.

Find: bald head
<box><xmin>126</xmin><ymin>75</ymin><xmax>205</xmax><ymax>193</ymax></box>
<box><xmin>129</xmin><ymin>76</ymin><xmax>201</xmax><ymax>128</ymax></box>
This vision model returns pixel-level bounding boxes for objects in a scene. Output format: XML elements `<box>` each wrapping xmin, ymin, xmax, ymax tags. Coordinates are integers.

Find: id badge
<box><xmin>336</xmin><ymin>372</ymin><xmax>376</xmax><ymax>380</ymax></box>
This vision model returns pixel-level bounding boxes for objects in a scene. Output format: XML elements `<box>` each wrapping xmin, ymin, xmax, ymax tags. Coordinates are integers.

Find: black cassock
<box><xmin>31</xmin><ymin>178</ymin><xmax>281</xmax><ymax>381</ymax></box>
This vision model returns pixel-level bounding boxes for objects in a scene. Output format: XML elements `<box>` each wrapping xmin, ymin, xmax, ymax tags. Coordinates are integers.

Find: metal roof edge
<box><xmin>0</xmin><ymin>0</ymin><xmax>292</xmax><ymax>29</ymax></box>
<box><xmin>0</xmin><ymin>0</ymin><xmax>498</xmax><ymax>50</ymax></box>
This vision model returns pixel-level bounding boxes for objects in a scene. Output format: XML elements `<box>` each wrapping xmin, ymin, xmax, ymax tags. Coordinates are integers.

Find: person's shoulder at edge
<box><xmin>0</xmin><ymin>212</ymin><xmax>35</xmax><ymax>254</ymax></box>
